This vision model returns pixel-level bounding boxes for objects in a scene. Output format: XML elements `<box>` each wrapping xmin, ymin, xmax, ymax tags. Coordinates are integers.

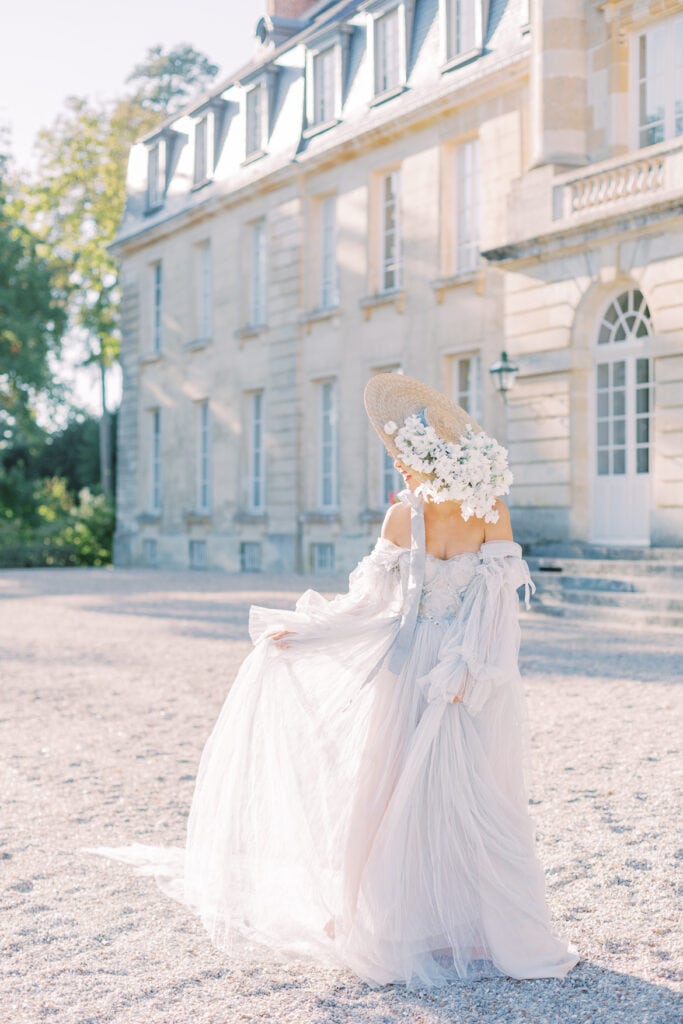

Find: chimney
<box><xmin>266</xmin><ymin>0</ymin><xmax>316</xmax><ymax>17</ymax></box>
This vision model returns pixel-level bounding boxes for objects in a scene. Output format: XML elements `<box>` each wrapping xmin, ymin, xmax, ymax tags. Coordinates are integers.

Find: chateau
<box><xmin>112</xmin><ymin>0</ymin><xmax>683</xmax><ymax>572</ymax></box>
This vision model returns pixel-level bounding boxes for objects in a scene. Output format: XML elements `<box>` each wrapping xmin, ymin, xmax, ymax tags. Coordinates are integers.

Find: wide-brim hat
<box><xmin>364</xmin><ymin>373</ymin><xmax>484</xmax><ymax>461</ymax></box>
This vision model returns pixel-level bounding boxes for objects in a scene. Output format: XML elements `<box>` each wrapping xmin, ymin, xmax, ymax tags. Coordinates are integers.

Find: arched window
<box><xmin>597</xmin><ymin>289</ymin><xmax>652</xmax><ymax>346</ymax></box>
<box><xmin>592</xmin><ymin>287</ymin><xmax>653</xmax><ymax>542</ymax></box>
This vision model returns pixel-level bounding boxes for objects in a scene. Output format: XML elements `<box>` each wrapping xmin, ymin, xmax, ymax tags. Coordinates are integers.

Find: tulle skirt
<box><xmin>174</xmin><ymin>614</ymin><xmax>578</xmax><ymax>987</ymax></box>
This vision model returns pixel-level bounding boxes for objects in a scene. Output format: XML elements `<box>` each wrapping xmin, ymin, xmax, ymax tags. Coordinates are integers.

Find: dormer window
<box><xmin>144</xmin><ymin>128</ymin><xmax>180</xmax><ymax>212</ymax></box>
<box><xmin>313</xmin><ymin>47</ymin><xmax>336</xmax><ymax>124</ymax></box>
<box><xmin>441</xmin><ymin>0</ymin><xmax>487</xmax><ymax>68</ymax></box>
<box><xmin>194</xmin><ymin>116</ymin><xmax>209</xmax><ymax>185</ymax></box>
<box><xmin>147</xmin><ymin>143</ymin><xmax>163</xmax><ymax>211</ymax></box>
<box><xmin>375</xmin><ymin>8</ymin><xmax>401</xmax><ymax>94</ymax></box>
<box><xmin>304</xmin><ymin>24</ymin><xmax>352</xmax><ymax>135</ymax></box>
<box><xmin>246</xmin><ymin>84</ymin><xmax>265</xmax><ymax>157</ymax></box>
<box><xmin>190</xmin><ymin>98</ymin><xmax>229</xmax><ymax>189</ymax></box>
<box><xmin>366</xmin><ymin>1</ymin><xmax>413</xmax><ymax>104</ymax></box>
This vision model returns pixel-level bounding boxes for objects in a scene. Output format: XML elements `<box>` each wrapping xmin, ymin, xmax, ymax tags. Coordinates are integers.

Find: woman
<box><xmin>91</xmin><ymin>373</ymin><xmax>579</xmax><ymax>988</ymax></box>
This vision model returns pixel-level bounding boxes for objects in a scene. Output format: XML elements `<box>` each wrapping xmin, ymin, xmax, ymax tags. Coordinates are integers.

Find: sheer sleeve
<box><xmin>248</xmin><ymin>538</ymin><xmax>404</xmax><ymax>646</ymax></box>
<box><xmin>417</xmin><ymin>540</ymin><xmax>535</xmax><ymax>717</ymax></box>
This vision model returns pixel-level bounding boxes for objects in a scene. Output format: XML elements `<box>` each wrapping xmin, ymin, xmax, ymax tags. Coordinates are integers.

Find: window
<box><xmin>152</xmin><ymin>261</ymin><xmax>162</xmax><ymax>353</ymax></box>
<box><xmin>635</xmin><ymin>16</ymin><xmax>683</xmax><ymax>148</ymax></box>
<box><xmin>250</xmin><ymin>220</ymin><xmax>267</xmax><ymax>326</ymax></box>
<box><xmin>456</xmin><ymin>139</ymin><xmax>480</xmax><ymax>273</ymax></box>
<box><xmin>189</xmin><ymin>539</ymin><xmax>208</xmax><ymax>569</ymax></box>
<box><xmin>381</xmin><ymin>446</ymin><xmax>402</xmax><ymax>504</ymax></box>
<box><xmin>142</xmin><ymin>538</ymin><xmax>158</xmax><ymax>566</ymax></box>
<box><xmin>595</xmin><ymin>290</ymin><xmax>653</xmax><ymax>478</ymax></box>
<box><xmin>451</xmin><ymin>354</ymin><xmax>481</xmax><ymax>421</ymax></box>
<box><xmin>319</xmin><ymin>380</ymin><xmax>338</xmax><ymax>509</ymax></box>
<box><xmin>380</xmin><ymin>170</ymin><xmax>401</xmax><ymax>292</ymax></box>
<box><xmin>313</xmin><ymin>47</ymin><xmax>336</xmax><ymax>124</ymax></box>
<box><xmin>151</xmin><ymin>409</ymin><xmax>161</xmax><ymax>513</ymax></box>
<box><xmin>311</xmin><ymin>542</ymin><xmax>335</xmax><ymax>574</ymax></box>
<box><xmin>197</xmin><ymin>241</ymin><xmax>212</xmax><ymax>340</ymax></box>
<box><xmin>197</xmin><ymin>400</ymin><xmax>210</xmax><ymax>513</ymax></box>
<box><xmin>246</xmin><ymin>86</ymin><xmax>263</xmax><ymax>156</ymax></box>
<box><xmin>374</xmin><ymin>7</ymin><xmax>401</xmax><ymax>95</ymax></box>
<box><xmin>194</xmin><ymin>116</ymin><xmax>209</xmax><ymax>185</ymax></box>
<box><xmin>146</xmin><ymin>143</ymin><xmax>163</xmax><ymax>210</ymax></box>
<box><xmin>249</xmin><ymin>391</ymin><xmax>265</xmax><ymax>512</ymax></box>
<box><xmin>320</xmin><ymin>195</ymin><xmax>338</xmax><ymax>309</ymax></box>
<box><xmin>241</xmin><ymin>541</ymin><xmax>262</xmax><ymax>572</ymax></box>
<box><xmin>446</xmin><ymin>0</ymin><xmax>477</xmax><ymax>60</ymax></box>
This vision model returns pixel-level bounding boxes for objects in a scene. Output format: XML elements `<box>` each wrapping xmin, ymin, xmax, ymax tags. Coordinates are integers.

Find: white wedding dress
<box><xmin>89</xmin><ymin>494</ymin><xmax>579</xmax><ymax>987</ymax></box>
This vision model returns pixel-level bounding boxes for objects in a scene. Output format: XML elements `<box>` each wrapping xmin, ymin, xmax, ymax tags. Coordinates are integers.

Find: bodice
<box><xmin>399</xmin><ymin>550</ymin><xmax>480</xmax><ymax>625</ymax></box>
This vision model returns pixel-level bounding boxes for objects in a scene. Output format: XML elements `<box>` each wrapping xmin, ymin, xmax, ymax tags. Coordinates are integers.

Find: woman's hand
<box><xmin>267</xmin><ymin>630</ymin><xmax>295</xmax><ymax>649</ymax></box>
<box><xmin>452</xmin><ymin>695</ymin><xmax>461</xmax><ymax>703</ymax></box>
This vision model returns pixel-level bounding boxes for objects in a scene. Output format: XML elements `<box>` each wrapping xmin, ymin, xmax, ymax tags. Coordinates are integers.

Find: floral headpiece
<box><xmin>385</xmin><ymin>410</ymin><xmax>512</xmax><ymax>523</ymax></box>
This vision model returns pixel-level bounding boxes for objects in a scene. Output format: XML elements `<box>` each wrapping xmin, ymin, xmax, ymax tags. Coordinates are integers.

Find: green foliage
<box><xmin>127</xmin><ymin>44</ymin><xmax>220</xmax><ymax>114</ymax></box>
<box><xmin>0</xmin><ymin>412</ymin><xmax>113</xmax><ymax>567</ymax></box>
<box><xmin>0</xmin><ymin>153</ymin><xmax>68</xmax><ymax>444</ymax></box>
<box><xmin>0</xmin><ymin>479</ymin><xmax>114</xmax><ymax>568</ymax></box>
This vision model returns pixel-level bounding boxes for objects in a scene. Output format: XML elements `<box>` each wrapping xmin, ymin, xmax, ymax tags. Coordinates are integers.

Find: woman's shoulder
<box><xmin>483</xmin><ymin>499</ymin><xmax>513</xmax><ymax>542</ymax></box>
<box><xmin>381</xmin><ymin>500</ymin><xmax>411</xmax><ymax>548</ymax></box>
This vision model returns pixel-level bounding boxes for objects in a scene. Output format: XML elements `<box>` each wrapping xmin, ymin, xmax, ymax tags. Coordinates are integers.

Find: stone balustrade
<box><xmin>552</xmin><ymin>140</ymin><xmax>683</xmax><ymax>222</ymax></box>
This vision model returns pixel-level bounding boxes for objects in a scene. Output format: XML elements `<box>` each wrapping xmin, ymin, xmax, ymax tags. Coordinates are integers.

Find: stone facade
<box><xmin>112</xmin><ymin>0</ymin><xmax>683</xmax><ymax>572</ymax></box>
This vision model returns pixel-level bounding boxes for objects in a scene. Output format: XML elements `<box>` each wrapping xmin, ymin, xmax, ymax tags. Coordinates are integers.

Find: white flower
<box><xmin>389</xmin><ymin>418</ymin><xmax>513</xmax><ymax>521</ymax></box>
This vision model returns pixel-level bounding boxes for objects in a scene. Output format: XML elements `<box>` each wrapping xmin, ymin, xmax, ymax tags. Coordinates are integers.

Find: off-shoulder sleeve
<box><xmin>417</xmin><ymin>541</ymin><xmax>535</xmax><ymax>717</ymax></box>
<box><xmin>248</xmin><ymin>538</ymin><xmax>404</xmax><ymax>645</ymax></box>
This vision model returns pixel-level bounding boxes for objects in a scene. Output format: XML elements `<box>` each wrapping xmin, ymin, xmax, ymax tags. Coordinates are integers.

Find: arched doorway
<box><xmin>591</xmin><ymin>288</ymin><xmax>653</xmax><ymax>545</ymax></box>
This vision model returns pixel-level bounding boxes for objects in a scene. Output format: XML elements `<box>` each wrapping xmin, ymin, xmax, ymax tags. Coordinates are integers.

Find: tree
<box><xmin>127</xmin><ymin>44</ymin><xmax>220</xmax><ymax>115</ymax></box>
<box><xmin>26</xmin><ymin>45</ymin><xmax>219</xmax><ymax>496</ymax></box>
<box><xmin>0</xmin><ymin>153</ymin><xmax>68</xmax><ymax>447</ymax></box>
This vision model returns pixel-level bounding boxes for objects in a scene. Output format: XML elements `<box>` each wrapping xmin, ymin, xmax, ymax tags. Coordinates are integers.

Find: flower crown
<box><xmin>385</xmin><ymin>412</ymin><xmax>512</xmax><ymax>523</ymax></box>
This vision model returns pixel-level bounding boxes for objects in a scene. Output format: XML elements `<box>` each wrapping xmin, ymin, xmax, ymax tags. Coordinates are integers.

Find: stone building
<box><xmin>112</xmin><ymin>0</ymin><xmax>683</xmax><ymax>573</ymax></box>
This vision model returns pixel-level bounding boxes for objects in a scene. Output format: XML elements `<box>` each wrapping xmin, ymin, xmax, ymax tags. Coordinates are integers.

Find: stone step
<box><xmin>527</xmin><ymin>557</ymin><xmax>683</xmax><ymax>579</ymax></box>
<box><xmin>524</xmin><ymin>543</ymin><xmax>683</xmax><ymax>562</ymax></box>
<box><xmin>534</xmin><ymin>586</ymin><xmax>683</xmax><ymax>613</ymax></box>
<box><xmin>530</xmin><ymin>571</ymin><xmax>683</xmax><ymax>595</ymax></box>
<box><xmin>528</xmin><ymin>597</ymin><xmax>683</xmax><ymax>632</ymax></box>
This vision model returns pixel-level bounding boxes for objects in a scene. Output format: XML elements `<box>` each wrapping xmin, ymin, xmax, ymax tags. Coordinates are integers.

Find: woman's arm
<box><xmin>483</xmin><ymin>499</ymin><xmax>513</xmax><ymax>542</ymax></box>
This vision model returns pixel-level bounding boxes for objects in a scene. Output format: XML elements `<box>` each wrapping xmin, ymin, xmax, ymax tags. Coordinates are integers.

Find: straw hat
<box><xmin>364</xmin><ymin>373</ymin><xmax>484</xmax><ymax>461</ymax></box>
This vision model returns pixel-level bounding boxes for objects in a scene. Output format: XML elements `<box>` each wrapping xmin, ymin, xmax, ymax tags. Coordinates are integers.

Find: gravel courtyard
<box><xmin>1</xmin><ymin>567</ymin><xmax>681</xmax><ymax>1024</ymax></box>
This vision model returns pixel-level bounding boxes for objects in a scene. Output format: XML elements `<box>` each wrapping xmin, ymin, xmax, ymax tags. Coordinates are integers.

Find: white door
<box><xmin>591</xmin><ymin>290</ymin><xmax>652</xmax><ymax>545</ymax></box>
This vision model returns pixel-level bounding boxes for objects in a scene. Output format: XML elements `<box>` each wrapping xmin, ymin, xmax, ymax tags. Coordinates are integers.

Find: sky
<box><xmin>0</xmin><ymin>0</ymin><xmax>264</xmax><ymax>420</ymax></box>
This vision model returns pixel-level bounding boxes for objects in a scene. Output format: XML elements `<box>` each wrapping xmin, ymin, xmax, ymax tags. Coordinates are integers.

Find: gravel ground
<box><xmin>1</xmin><ymin>567</ymin><xmax>681</xmax><ymax>1024</ymax></box>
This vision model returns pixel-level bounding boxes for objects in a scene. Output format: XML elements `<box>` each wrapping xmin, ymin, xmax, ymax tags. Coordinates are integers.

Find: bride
<box><xmin>90</xmin><ymin>373</ymin><xmax>579</xmax><ymax>988</ymax></box>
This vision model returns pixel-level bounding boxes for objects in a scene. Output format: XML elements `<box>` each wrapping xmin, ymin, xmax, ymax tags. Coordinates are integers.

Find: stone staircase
<box><xmin>523</xmin><ymin>545</ymin><xmax>683</xmax><ymax>631</ymax></box>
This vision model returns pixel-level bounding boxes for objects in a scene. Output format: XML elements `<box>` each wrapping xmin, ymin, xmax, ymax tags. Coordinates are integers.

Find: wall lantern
<box><xmin>489</xmin><ymin>351</ymin><xmax>519</xmax><ymax>401</ymax></box>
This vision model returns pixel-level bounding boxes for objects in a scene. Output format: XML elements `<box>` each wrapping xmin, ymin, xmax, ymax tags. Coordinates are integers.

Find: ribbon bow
<box><xmin>387</xmin><ymin>489</ymin><xmax>426</xmax><ymax>675</ymax></box>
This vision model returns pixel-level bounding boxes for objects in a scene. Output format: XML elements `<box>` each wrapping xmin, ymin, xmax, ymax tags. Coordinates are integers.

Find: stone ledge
<box><xmin>184</xmin><ymin>337</ymin><xmax>212</xmax><ymax>352</ymax></box>
<box><xmin>359</xmin><ymin>289</ymin><xmax>405</xmax><ymax>320</ymax></box>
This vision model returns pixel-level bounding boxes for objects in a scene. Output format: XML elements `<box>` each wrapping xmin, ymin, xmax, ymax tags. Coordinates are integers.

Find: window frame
<box><xmin>449</xmin><ymin>352</ymin><xmax>482</xmax><ymax>423</ymax></box>
<box><xmin>454</xmin><ymin>137</ymin><xmax>481</xmax><ymax>275</ymax></box>
<box><xmin>245</xmin><ymin>83</ymin><xmax>265</xmax><ymax>158</ymax></box>
<box><xmin>378</xmin><ymin>168</ymin><xmax>402</xmax><ymax>293</ymax></box>
<box><xmin>196</xmin><ymin>240</ymin><xmax>213</xmax><ymax>342</ymax></box>
<box><xmin>146</xmin><ymin>141</ymin><xmax>165</xmax><ymax>211</ymax></box>
<box><xmin>150</xmin><ymin>408</ymin><xmax>161</xmax><ymax>513</ymax></box>
<box><xmin>193</xmin><ymin>115</ymin><xmax>211</xmax><ymax>186</ymax></box>
<box><xmin>197</xmin><ymin>399</ymin><xmax>211</xmax><ymax>514</ymax></box>
<box><xmin>151</xmin><ymin>260</ymin><xmax>163</xmax><ymax>354</ymax></box>
<box><xmin>319</xmin><ymin>379</ymin><xmax>339</xmax><ymax>511</ymax></box>
<box><xmin>630</xmin><ymin>13</ymin><xmax>683</xmax><ymax>150</ymax></box>
<box><xmin>440</xmin><ymin>0</ymin><xmax>487</xmax><ymax>70</ymax></box>
<box><xmin>312</xmin><ymin>45</ymin><xmax>338</xmax><ymax>126</ymax></box>
<box><xmin>249</xmin><ymin>219</ymin><xmax>268</xmax><ymax>327</ymax></box>
<box><xmin>249</xmin><ymin>390</ymin><xmax>266</xmax><ymax>514</ymax></box>
<box><xmin>319</xmin><ymin>194</ymin><xmax>338</xmax><ymax>310</ymax></box>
